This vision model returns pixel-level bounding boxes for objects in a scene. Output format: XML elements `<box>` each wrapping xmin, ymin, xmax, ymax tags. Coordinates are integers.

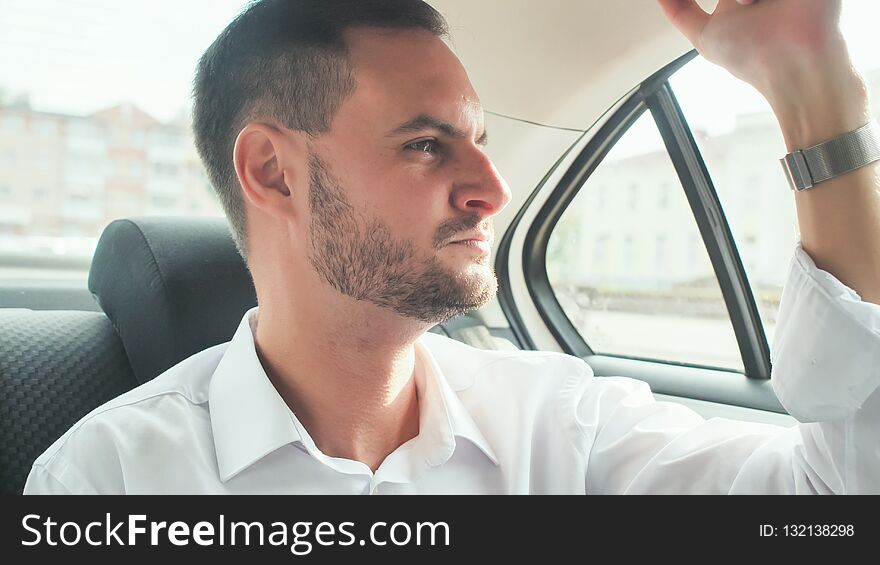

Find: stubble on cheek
<box><xmin>306</xmin><ymin>154</ymin><xmax>497</xmax><ymax>323</ymax></box>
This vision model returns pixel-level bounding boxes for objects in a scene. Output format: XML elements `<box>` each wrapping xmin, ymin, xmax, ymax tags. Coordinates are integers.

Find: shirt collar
<box><xmin>209</xmin><ymin>307</ymin><xmax>499</xmax><ymax>483</ymax></box>
<box><xmin>413</xmin><ymin>337</ymin><xmax>499</xmax><ymax>468</ymax></box>
<box><xmin>209</xmin><ymin>307</ymin><xmax>301</xmax><ymax>482</ymax></box>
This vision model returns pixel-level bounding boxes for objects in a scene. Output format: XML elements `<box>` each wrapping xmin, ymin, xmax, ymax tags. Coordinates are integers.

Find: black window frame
<box><xmin>498</xmin><ymin>50</ymin><xmax>773</xmax><ymax>380</ymax></box>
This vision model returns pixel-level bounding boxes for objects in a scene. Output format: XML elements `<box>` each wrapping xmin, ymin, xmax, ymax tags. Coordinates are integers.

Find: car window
<box><xmin>544</xmin><ymin>1</ymin><xmax>880</xmax><ymax>373</ymax></box>
<box><xmin>670</xmin><ymin>56</ymin><xmax>880</xmax><ymax>348</ymax></box>
<box><xmin>0</xmin><ymin>0</ymin><xmax>249</xmax><ymax>286</ymax></box>
<box><xmin>547</xmin><ymin>111</ymin><xmax>743</xmax><ymax>371</ymax></box>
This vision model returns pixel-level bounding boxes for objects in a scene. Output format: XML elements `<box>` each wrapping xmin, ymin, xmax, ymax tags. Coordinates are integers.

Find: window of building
<box><xmin>0</xmin><ymin>0</ymin><xmax>241</xmax><ymax>283</ymax></box>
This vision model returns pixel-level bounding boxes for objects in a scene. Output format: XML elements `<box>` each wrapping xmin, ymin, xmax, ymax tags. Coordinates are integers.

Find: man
<box><xmin>25</xmin><ymin>0</ymin><xmax>880</xmax><ymax>494</ymax></box>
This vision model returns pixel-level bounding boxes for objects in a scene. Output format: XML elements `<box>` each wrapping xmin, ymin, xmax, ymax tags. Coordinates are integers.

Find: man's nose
<box><xmin>450</xmin><ymin>149</ymin><xmax>512</xmax><ymax>218</ymax></box>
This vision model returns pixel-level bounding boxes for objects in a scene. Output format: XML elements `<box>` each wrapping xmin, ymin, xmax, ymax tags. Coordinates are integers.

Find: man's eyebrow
<box><xmin>387</xmin><ymin>114</ymin><xmax>488</xmax><ymax>146</ymax></box>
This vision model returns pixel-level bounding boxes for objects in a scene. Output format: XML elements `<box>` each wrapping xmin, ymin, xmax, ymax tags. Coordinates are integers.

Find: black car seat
<box><xmin>0</xmin><ymin>217</ymin><xmax>257</xmax><ymax>494</ymax></box>
<box><xmin>88</xmin><ymin>217</ymin><xmax>258</xmax><ymax>384</ymax></box>
<box><xmin>0</xmin><ymin>309</ymin><xmax>137</xmax><ymax>494</ymax></box>
<box><xmin>1</xmin><ymin>216</ymin><xmax>509</xmax><ymax>494</ymax></box>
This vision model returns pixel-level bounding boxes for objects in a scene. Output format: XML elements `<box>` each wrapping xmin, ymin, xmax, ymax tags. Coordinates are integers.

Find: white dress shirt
<box><xmin>24</xmin><ymin>243</ymin><xmax>880</xmax><ymax>494</ymax></box>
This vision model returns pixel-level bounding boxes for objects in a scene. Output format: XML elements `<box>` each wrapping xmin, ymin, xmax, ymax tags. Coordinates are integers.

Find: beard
<box><xmin>305</xmin><ymin>153</ymin><xmax>497</xmax><ymax>325</ymax></box>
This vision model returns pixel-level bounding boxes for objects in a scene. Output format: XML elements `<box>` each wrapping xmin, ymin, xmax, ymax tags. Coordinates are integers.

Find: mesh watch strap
<box><xmin>780</xmin><ymin>120</ymin><xmax>880</xmax><ymax>191</ymax></box>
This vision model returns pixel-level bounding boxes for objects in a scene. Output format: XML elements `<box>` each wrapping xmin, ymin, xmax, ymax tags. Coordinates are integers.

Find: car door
<box><xmin>484</xmin><ymin>0</ymin><xmax>880</xmax><ymax>427</ymax></box>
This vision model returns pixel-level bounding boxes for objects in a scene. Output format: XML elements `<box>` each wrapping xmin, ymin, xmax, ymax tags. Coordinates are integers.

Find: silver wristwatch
<box><xmin>780</xmin><ymin>120</ymin><xmax>880</xmax><ymax>191</ymax></box>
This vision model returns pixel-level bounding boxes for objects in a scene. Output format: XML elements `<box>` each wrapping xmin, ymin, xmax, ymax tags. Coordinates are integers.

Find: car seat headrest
<box><xmin>88</xmin><ymin>217</ymin><xmax>257</xmax><ymax>384</ymax></box>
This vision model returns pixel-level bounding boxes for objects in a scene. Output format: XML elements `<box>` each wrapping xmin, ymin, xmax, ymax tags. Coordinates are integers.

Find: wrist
<box><xmin>774</xmin><ymin>75</ymin><xmax>871</xmax><ymax>152</ymax></box>
<box><xmin>762</xmin><ymin>45</ymin><xmax>872</xmax><ymax>150</ymax></box>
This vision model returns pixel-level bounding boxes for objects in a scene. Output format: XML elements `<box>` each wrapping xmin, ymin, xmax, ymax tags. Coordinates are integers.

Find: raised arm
<box><xmin>566</xmin><ymin>0</ymin><xmax>880</xmax><ymax>494</ymax></box>
<box><xmin>657</xmin><ymin>0</ymin><xmax>880</xmax><ymax>304</ymax></box>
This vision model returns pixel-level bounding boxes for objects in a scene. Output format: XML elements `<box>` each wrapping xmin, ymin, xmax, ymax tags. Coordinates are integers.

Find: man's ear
<box><xmin>232</xmin><ymin>122</ymin><xmax>306</xmax><ymax>221</ymax></box>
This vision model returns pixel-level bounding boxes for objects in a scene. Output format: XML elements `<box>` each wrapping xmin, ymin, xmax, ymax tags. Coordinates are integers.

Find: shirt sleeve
<box><xmin>570</xmin><ymin>242</ymin><xmax>880</xmax><ymax>494</ymax></box>
<box><xmin>22</xmin><ymin>413</ymin><xmax>126</xmax><ymax>495</ymax></box>
<box><xmin>23</xmin><ymin>463</ymin><xmax>90</xmax><ymax>495</ymax></box>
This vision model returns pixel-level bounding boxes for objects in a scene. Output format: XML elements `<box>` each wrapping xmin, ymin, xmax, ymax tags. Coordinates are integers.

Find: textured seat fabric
<box><xmin>88</xmin><ymin>217</ymin><xmax>258</xmax><ymax>384</ymax></box>
<box><xmin>0</xmin><ymin>309</ymin><xmax>138</xmax><ymax>494</ymax></box>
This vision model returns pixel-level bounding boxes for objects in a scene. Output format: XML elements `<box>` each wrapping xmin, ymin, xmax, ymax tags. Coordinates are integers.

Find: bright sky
<box><xmin>0</xmin><ymin>0</ymin><xmax>878</xmax><ymax>124</ymax></box>
<box><xmin>0</xmin><ymin>0</ymin><xmax>250</xmax><ymax>121</ymax></box>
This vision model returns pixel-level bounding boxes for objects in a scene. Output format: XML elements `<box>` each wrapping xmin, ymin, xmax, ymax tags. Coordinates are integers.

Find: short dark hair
<box><xmin>191</xmin><ymin>0</ymin><xmax>448</xmax><ymax>261</ymax></box>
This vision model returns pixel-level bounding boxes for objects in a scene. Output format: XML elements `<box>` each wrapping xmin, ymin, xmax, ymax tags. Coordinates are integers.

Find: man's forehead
<box><xmin>343</xmin><ymin>27</ymin><xmax>484</xmax><ymax>134</ymax></box>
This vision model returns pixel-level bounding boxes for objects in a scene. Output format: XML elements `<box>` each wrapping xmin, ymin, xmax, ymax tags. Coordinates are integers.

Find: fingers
<box><xmin>656</xmin><ymin>0</ymin><xmax>710</xmax><ymax>48</ymax></box>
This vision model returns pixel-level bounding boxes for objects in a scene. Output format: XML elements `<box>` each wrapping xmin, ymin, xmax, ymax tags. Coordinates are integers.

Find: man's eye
<box><xmin>406</xmin><ymin>140</ymin><xmax>438</xmax><ymax>154</ymax></box>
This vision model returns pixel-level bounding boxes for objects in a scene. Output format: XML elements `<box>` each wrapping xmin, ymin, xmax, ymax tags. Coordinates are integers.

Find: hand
<box><xmin>657</xmin><ymin>0</ymin><xmax>847</xmax><ymax>102</ymax></box>
<box><xmin>657</xmin><ymin>0</ymin><xmax>868</xmax><ymax>150</ymax></box>
<box><xmin>660</xmin><ymin>0</ymin><xmax>880</xmax><ymax>309</ymax></box>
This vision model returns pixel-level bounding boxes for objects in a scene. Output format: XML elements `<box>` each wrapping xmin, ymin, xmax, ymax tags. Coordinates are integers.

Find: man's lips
<box><xmin>447</xmin><ymin>236</ymin><xmax>492</xmax><ymax>254</ymax></box>
<box><xmin>448</xmin><ymin>231</ymin><xmax>491</xmax><ymax>244</ymax></box>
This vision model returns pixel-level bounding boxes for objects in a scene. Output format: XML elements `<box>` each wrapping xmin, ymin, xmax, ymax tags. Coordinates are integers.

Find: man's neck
<box><xmin>252</xmin><ymin>295</ymin><xmax>427</xmax><ymax>473</ymax></box>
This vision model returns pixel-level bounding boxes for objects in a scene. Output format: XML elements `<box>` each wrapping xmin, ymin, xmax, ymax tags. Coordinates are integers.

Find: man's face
<box><xmin>301</xmin><ymin>28</ymin><xmax>511</xmax><ymax>324</ymax></box>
